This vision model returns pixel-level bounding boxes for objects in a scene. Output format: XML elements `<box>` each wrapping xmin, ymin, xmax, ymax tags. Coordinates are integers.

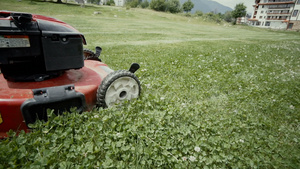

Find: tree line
<box><xmin>36</xmin><ymin>0</ymin><xmax>247</xmax><ymax>24</ymax></box>
<box><xmin>101</xmin><ymin>0</ymin><xmax>247</xmax><ymax>24</ymax></box>
<box><xmin>127</xmin><ymin>0</ymin><xmax>247</xmax><ymax>24</ymax></box>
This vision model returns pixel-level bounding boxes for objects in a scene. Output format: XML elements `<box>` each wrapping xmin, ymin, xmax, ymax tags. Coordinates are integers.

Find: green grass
<box><xmin>1</xmin><ymin>0</ymin><xmax>300</xmax><ymax>168</ymax></box>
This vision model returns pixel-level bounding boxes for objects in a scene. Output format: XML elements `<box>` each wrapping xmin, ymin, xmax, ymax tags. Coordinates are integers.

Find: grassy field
<box><xmin>1</xmin><ymin>0</ymin><xmax>300</xmax><ymax>168</ymax></box>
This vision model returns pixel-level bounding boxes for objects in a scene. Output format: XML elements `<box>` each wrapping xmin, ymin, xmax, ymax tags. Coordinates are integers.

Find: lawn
<box><xmin>0</xmin><ymin>0</ymin><xmax>300</xmax><ymax>168</ymax></box>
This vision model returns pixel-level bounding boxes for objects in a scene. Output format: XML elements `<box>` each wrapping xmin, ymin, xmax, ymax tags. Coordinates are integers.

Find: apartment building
<box><xmin>249</xmin><ymin>0</ymin><xmax>300</xmax><ymax>30</ymax></box>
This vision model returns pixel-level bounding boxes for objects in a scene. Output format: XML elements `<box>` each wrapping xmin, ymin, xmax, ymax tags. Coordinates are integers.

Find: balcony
<box><xmin>266</xmin><ymin>16</ymin><xmax>289</xmax><ymax>20</ymax></box>
<box><xmin>249</xmin><ymin>18</ymin><xmax>258</xmax><ymax>21</ymax></box>
<box><xmin>266</xmin><ymin>18</ymin><xmax>288</xmax><ymax>20</ymax></box>
<box><xmin>267</xmin><ymin>12</ymin><xmax>291</xmax><ymax>15</ymax></box>
<box><xmin>268</xmin><ymin>5</ymin><xmax>294</xmax><ymax>9</ymax></box>
<box><xmin>266</xmin><ymin>0</ymin><xmax>294</xmax><ymax>2</ymax></box>
<box><xmin>259</xmin><ymin>1</ymin><xmax>295</xmax><ymax>5</ymax></box>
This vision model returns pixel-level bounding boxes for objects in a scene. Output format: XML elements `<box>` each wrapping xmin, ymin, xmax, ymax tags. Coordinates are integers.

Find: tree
<box><xmin>231</xmin><ymin>3</ymin><xmax>247</xmax><ymax>23</ymax></box>
<box><xmin>127</xmin><ymin>0</ymin><xmax>140</xmax><ymax>8</ymax></box>
<box><xmin>223</xmin><ymin>11</ymin><xmax>233</xmax><ymax>23</ymax></box>
<box><xmin>167</xmin><ymin>0</ymin><xmax>181</xmax><ymax>13</ymax></box>
<box><xmin>141</xmin><ymin>0</ymin><xmax>149</xmax><ymax>8</ymax></box>
<box><xmin>150</xmin><ymin>0</ymin><xmax>167</xmax><ymax>12</ymax></box>
<box><xmin>182</xmin><ymin>0</ymin><xmax>194</xmax><ymax>13</ymax></box>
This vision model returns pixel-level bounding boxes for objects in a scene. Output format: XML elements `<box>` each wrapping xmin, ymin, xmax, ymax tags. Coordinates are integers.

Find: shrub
<box><xmin>184</xmin><ymin>12</ymin><xmax>192</xmax><ymax>17</ymax></box>
<box><xmin>106</xmin><ymin>0</ymin><xmax>115</xmax><ymax>6</ymax></box>
<box><xmin>203</xmin><ymin>12</ymin><xmax>222</xmax><ymax>23</ymax></box>
<box><xmin>194</xmin><ymin>10</ymin><xmax>203</xmax><ymax>17</ymax></box>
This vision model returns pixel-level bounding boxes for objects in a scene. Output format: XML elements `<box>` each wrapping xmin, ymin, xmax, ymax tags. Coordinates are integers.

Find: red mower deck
<box><xmin>0</xmin><ymin>60</ymin><xmax>112</xmax><ymax>138</ymax></box>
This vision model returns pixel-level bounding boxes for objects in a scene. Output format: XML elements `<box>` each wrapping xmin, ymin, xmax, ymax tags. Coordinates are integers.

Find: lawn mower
<box><xmin>0</xmin><ymin>11</ymin><xmax>141</xmax><ymax>138</ymax></box>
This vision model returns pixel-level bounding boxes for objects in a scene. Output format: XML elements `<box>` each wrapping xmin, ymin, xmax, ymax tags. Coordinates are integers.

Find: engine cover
<box><xmin>0</xmin><ymin>11</ymin><xmax>85</xmax><ymax>81</ymax></box>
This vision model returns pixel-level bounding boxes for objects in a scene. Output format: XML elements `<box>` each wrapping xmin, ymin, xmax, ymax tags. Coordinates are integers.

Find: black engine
<box><xmin>0</xmin><ymin>11</ymin><xmax>85</xmax><ymax>81</ymax></box>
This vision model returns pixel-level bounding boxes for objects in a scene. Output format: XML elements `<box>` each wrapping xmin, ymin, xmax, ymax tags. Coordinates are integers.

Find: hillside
<box><xmin>0</xmin><ymin>0</ymin><xmax>300</xmax><ymax>168</ymax></box>
<box><xmin>180</xmin><ymin>0</ymin><xmax>232</xmax><ymax>13</ymax></box>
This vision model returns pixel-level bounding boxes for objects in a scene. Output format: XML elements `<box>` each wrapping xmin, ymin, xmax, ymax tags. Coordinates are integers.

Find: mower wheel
<box><xmin>97</xmin><ymin>70</ymin><xmax>141</xmax><ymax>108</ymax></box>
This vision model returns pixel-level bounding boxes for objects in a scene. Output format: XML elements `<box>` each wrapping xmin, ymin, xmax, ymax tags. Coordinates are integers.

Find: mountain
<box><xmin>180</xmin><ymin>0</ymin><xmax>233</xmax><ymax>14</ymax></box>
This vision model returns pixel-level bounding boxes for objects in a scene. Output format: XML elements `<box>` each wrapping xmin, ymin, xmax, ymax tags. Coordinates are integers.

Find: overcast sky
<box><xmin>213</xmin><ymin>0</ymin><xmax>255</xmax><ymax>14</ymax></box>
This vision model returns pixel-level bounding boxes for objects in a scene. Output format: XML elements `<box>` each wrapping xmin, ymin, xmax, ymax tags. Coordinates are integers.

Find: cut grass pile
<box><xmin>0</xmin><ymin>0</ymin><xmax>300</xmax><ymax>168</ymax></box>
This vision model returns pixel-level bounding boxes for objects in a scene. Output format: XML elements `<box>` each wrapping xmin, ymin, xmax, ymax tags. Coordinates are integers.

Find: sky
<box><xmin>213</xmin><ymin>0</ymin><xmax>255</xmax><ymax>14</ymax></box>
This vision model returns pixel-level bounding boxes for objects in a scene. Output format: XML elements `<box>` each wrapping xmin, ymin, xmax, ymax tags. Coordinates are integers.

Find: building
<box><xmin>237</xmin><ymin>17</ymin><xmax>247</xmax><ymax>24</ymax></box>
<box><xmin>237</xmin><ymin>14</ymin><xmax>252</xmax><ymax>25</ymax></box>
<box><xmin>114</xmin><ymin>0</ymin><xmax>125</xmax><ymax>6</ymax></box>
<box><xmin>288</xmin><ymin>0</ymin><xmax>300</xmax><ymax>29</ymax></box>
<box><xmin>249</xmin><ymin>0</ymin><xmax>300</xmax><ymax>30</ymax></box>
<box><xmin>101</xmin><ymin>0</ymin><xmax>125</xmax><ymax>6</ymax></box>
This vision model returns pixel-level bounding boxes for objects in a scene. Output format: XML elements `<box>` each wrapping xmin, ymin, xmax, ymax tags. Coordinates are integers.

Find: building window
<box><xmin>261</xmin><ymin>11</ymin><xmax>264</xmax><ymax>14</ymax></box>
<box><xmin>260</xmin><ymin>16</ymin><xmax>263</xmax><ymax>19</ymax></box>
<box><xmin>292</xmin><ymin>10</ymin><xmax>298</xmax><ymax>17</ymax></box>
<box><xmin>262</xmin><ymin>5</ymin><xmax>264</xmax><ymax>8</ymax></box>
<box><xmin>265</xmin><ymin>22</ymin><xmax>270</xmax><ymax>26</ymax></box>
<box><xmin>288</xmin><ymin>23</ymin><xmax>294</xmax><ymax>29</ymax></box>
<box><xmin>298</xmin><ymin>0</ymin><xmax>300</xmax><ymax>4</ymax></box>
<box><xmin>256</xmin><ymin>22</ymin><xmax>261</xmax><ymax>26</ymax></box>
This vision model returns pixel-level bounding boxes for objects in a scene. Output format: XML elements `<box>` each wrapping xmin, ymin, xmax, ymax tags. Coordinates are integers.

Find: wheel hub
<box><xmin>105</xmin><ymin>76</ymin><xmax>139</xmax><ymax>107</ymax></box>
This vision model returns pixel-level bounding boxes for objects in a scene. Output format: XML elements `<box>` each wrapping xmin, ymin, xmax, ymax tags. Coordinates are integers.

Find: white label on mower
<box><xmin>0</xmin><ymin>35</ymin><xmax>30</xmax><ymax>48</ymax></box>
